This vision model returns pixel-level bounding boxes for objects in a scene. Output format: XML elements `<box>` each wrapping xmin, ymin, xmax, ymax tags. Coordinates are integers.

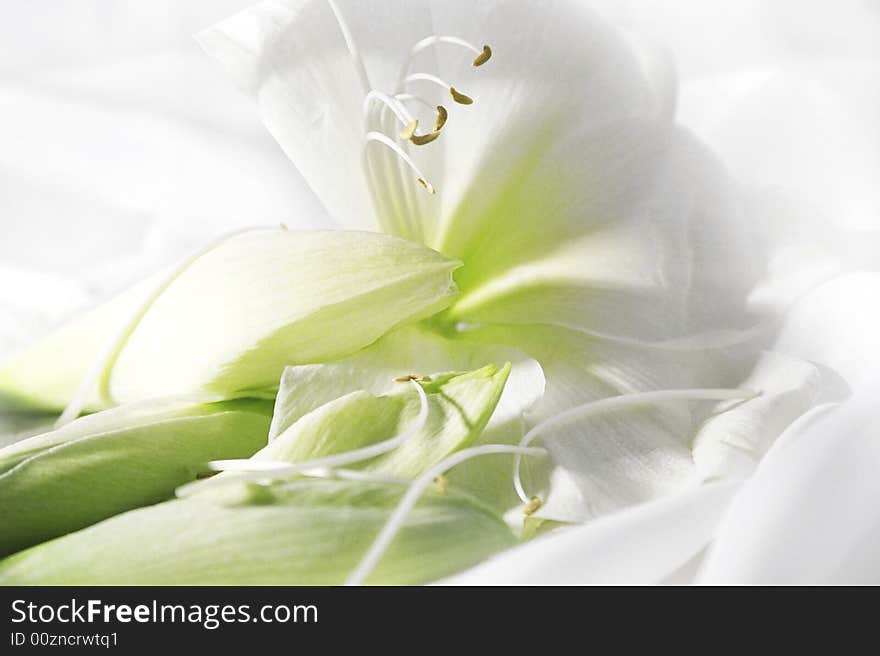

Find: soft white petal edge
<box><xmin>698</xmin><ymin>397</ymin><xmax>880</xmax><ymax>584</ymax></box>
<box><xmin>699</xmin><ymin>274</ymin><xmax>880</xmax><ymax>583</ymax></box>
<box><xmin>438</xmin><ymin>480</ymin><xmax>739</xmax><ymax>585</ymax></box>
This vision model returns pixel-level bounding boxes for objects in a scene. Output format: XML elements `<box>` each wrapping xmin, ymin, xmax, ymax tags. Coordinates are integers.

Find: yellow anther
<box><xmin>393</xmin><ymin>373</ymin><xmax>425</xmax><ymax>383</ymax></box>
<box><xmin>417</xmin><ymin>178</ymin><xmax>436</xmax><ymax>194</ymax></box>
<box><xmin>433</xmin><ymin>474</ymin><xmax>449</xmax><ymax>495</ymax></box>
<box><xmin>399</xmin><ymin>119</ymin><xmax>419</xmax><ymax>141</ymax></box>
<box><xmin>472</xmin><ymin>44</ymin><xmax>492</xmax><ymax>67</ymax></box>
<box><xmin>450</xmin><ymin>86</ymin><xmax>474</xmax><ymax>105</ymax></box>
<box><xmin>523</xmin><ymin>496</ymin><xmax>542</xmax><ymax>516</ymax></box>
<box><xmin>434</xmin><ymin>105</ymin><xmax>448</xmax><ymax>131</ymax></box>
<box><xmin>410</xmin><ymin>130</ymin><xmax>441</xmax><ymax>146</ymax></box>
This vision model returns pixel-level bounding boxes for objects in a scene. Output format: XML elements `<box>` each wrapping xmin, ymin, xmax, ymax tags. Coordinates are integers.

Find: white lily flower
<box><xmin>196</xmin><ymin>1</ymin><xmax>817</xmax><ymax>528</ymax></box>
<box><xmin>0</xmin><ymin>0</ymin><xmax>853</xmax><ymax>584</ymax></box>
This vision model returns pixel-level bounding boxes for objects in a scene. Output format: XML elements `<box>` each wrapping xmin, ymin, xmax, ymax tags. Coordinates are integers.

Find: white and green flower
<box><xmin>0</xmin><ymin>0</ymin><xmax>830</xmax><ymax>584</ymax></box>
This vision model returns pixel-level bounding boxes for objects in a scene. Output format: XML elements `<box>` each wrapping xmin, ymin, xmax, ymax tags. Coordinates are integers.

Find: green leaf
<box><xmin>0</xmin><ymin>397</ymin><xmax>272</xmax><ymax>556</ymax></box>
<box><xmin>0</xmin><ymin>479</ymin><xmax>515</xmax><ymax>585</ymax></box>
<box><xmin>259</xmin><ymin>364</ymin><xmax>510</xmax><ymax>478</ymax></box>
<box><xmin>0</xmin><ymin>230</ymin><xmax>460</xmax><ymax>411</ymax></box>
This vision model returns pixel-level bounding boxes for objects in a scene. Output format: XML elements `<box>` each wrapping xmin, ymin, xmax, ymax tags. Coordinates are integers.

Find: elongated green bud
<box><xmin>0</xmin><ymin>397</ymin><xmax>272</xmax><ymax>555</ymax></box>
<box><xmin>0</xmin><ymin>230</ymin><xmax>460</xmax><ymax>412</ymax></box>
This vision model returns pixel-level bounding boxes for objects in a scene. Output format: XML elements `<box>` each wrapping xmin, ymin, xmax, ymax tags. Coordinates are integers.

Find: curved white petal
<box><xmin>699</xmin><ymin>396</ymin><xmax>880</xmax><ymax>584</ymax></box>
<box><xmin>773</xmin><ymin>273</ymin><xmax>880</xmax><ymax>390</ymax></box>
<box><xmin>700</xmin><ymin>274</ymin><xmax>880</xmax><ymax>583</ymax></box>
<box><xmin>465</xmin><ymin>324</ymin><xmax>762</xmax><ymax>521</ymax></box>
<box><xmin>448</xmin><ymin>130</ymin><xmax>764</xmax><ymax>341</ymax></box>
<box><xmin>197</xmin><ymin>0</ymin><xmax>407</xmax><ymax>231</ymax></box>
<box><xmin>441</xmin><ymin>480</ymin><xmax>739</xmax><ymax>584</ymax></box>
<box><xmin>692</xmin><ymin>351</ymin><xmax>823</xmax><ymax>479</ymax></box>
<box><xmin>423</xmin><ymin>0</ymin><xmax>673</xmax><ymax>253</ymax></box>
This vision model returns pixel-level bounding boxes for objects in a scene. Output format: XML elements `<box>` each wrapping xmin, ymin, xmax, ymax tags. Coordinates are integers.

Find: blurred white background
<box><xmin>1</xmin><ymin>0</ymin><xmax>879</xmax><ymax>357</ymax></box>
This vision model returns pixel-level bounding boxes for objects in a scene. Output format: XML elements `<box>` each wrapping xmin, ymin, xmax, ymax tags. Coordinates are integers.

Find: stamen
<box><xmin>410</xmin><ymin>130</ymin><xmax>441</xmax><ymax>146</ymax></box>
<box><xmin>363</xmin><ymin>90</ymin><xmax>416</xmax><ymax>127</ymax></box>
<box><xmin>434</xmin><ymin>105</ymin><xmax>448</xmax><ymax>131</ymax></box>
<box><xmin>364</xmin><ymin>132</ymin><xmax>436</xmax><ymax>194</ymax></box>
<box><xmin>404</xmin><ymin>73</ymin><xmax>474</xmax><ymax>106</ymax></box>
<box><xmin>203</xmin><ymin>462</ymin><xmax>411</xmax><ymax>486</ymax></box>
<box><xmin>393</xmin><ymin>373</ymin><xmax>425</xmax><ymax>382</ymax></box>
<box><xmin>472</xmin><ymin>45</ymin><xmax>493</xmax><ymax>67</ymax></box>
<box><xmin>409</xmin><ymin>35</ymin><xmax>484</xmax><ymax>59</ymax></box>
<box><xmin>365</xmin><ymin>33</ymin><xmax>490</xmax><ymax>212</ymax></box>
<box><xmin>449</xmin><ymin>87</ymin><xmax>474</xmax><ymax>105</ymax></box>
<box><xmin>301</xmin><ymin>467</ymin><xmax>410</xmax><ymax>486</ymax></box>
<box><xmin>512</xmin><ymin>388</ymin><xmax>758</xmax><ymax>504</ymax></box>
<box><xmin>176</xmin><ymin>380</ymin><xmax>430</xmax><ymax>498</ymax></box>
<box><xmin>365</xmin><ymin>93</ymin><xmax>443</xmax><ymax>144</ymax></box>
<box><xmin>344</xmin><ymin>443</ymin><xmax>547</xmax><ymax>586</ymax></box>
<box><xmin>400</xmin><ymin>36</ymin><xmax>492</xmax><ymax>79</ymax></box>
<box><xmin>399</xmin><ymin>119</ymin><xmax>418</xmax><ymax>141</ymax></box>
<box><xmin>523</xmin><ymin>496</ymin><xmax>542</xmax><ymax>516</ymax></box>
<box><xmin>433</xmin><ymin>474</ymin><xmax>449</xmax><ymax>495</ymax></box>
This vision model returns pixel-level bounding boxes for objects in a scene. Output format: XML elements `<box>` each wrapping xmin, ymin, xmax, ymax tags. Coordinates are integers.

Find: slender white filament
<box><xmin>207</xmin><ymin>462</ymin><xmax>410</xmax><ymax>485</ymax></box>
<box><xmin>362</xmin><ymin>95</ymin><xmax>424</xmax><ymax>238</ymax></box>
<box><xmin>364</xmin><ymin>131</ymin><xmax>434</xmax><ymax>191</ymax></box>
<box><xmin>396</xmin><ymin>35</ymin><xmax>484</xmax><ymax>92</ymax></box>
<box><xmin>404</xmin><ymin>72</ymin><xmax>454</xmax><ymax>92</ymax></box>
<box><xmin>175</xmin><ymin>380</ymin><xmax>429</xmax><ymax>498</ymax></box>
<box><xmin>55</xmin><ymin>226</ymin><xmax>279</xmax><ymax>428</ymax></box>
<box><xmin>302</xmin><ymin>467</ymin><xmax>411</xmax><ymax>485</ymax></box>
<box><xmin>409</xmin><ymin>35</ymin><xmax>483</xmax><ymax>58</ymax></box>
<box><xmin>363</xmin><ymin>90</ymin><xmax>415</xmax><ymax>126</ymax></box>
<box><xmin>512</xmin><ymin>388</ymin><xmax>758</xmax><ymax>503</ymax></box>
<box><xmin>325</xmin><ymin>0</ymin><xmax>371</xmax><ymax>94</ymax></box>
<box><xmin>345</xmin><ymin>444</ymin><xmax>548</xmax><ymax>586</ymax></box>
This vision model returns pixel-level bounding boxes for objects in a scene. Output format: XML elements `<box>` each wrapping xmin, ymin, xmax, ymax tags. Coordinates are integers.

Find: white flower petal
<box><xmin>467</xmin><ymin>324</ymin><xmax>760</xmax><ymax>521</ymax></box>
<box><xmin>699</xmin><ymin>396</ymin><xmax>880</xmax><ymax>584</ymax></box>
<box><xmin>197</xmin><ymin>0</ymin><xmax>382</xmax><ymax>231</ymax></box>
<box><xmin>448</xmin><ymin>128</ymin><xmax>764</xmax><ymax>343</ymax></box>
<box><xmin>773</xmin><ymin>273</ymin><xmax>880</xmax><ymax>389</ymax></box>
<box><xmin>692</xmin><ymin>351</ymin><xmax>822</xmax><ymax>479</ymax></box>
<box><xmin>427</xmin><ymin>0</ymin><xmax>675</xmax><ymax>263</ymax></box>
<box><xmin>441</xmin><ymin>480</ymin><xmax>739</xmax><ymax>584</ymax></box>
<box><xmin>700</xmin><ymin>274</ymin><xmax>880</xmax><ymax>583</ymax></box>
